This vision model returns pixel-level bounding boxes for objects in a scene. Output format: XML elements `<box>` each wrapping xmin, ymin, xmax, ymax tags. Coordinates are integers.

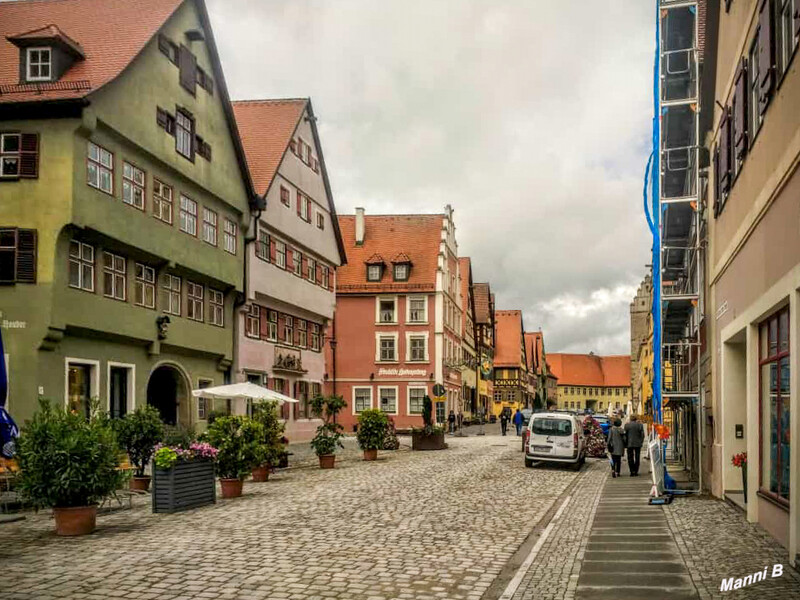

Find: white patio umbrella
<box><xmin>191</xmin><ymin>381</ymin><xmax>298</xmax><ymax>405</ymax></box>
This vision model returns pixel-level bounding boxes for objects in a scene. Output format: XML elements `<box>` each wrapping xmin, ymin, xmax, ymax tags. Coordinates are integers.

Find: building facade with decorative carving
<box><xmin>232</xmin><ymin>98</ymin><xmax>346</xmax><ymax>441</ymax></box>
<box><xmin>326</xmin><ymin>207</ymin><xmax>463</xmax><ymax>431</ymax></box>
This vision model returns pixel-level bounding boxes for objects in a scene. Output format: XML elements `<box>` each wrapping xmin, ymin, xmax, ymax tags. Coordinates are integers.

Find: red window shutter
<box><xmin>179</xmin><ymin>45</ymin><xmax>197</xmax><ymax>96</ymax></box>
<box><xmin>19</xmin><ymin>133</ymin><xmax>39</xmax><ymax>178</ymax></box>
<box><xmin>719</xmin><ymin>109</ymin><xmax>731</xmax><ymax>194</ymax></box>
<box><xmin>757</xmin><ymin>0</ymin><xmax>773</xmax><ymax>114</ymax></box>
<box><xmin>286</xmin><ymin>248</ymin><xmax>294</xmax><ymax>271</ymax></box>
<box><xmin>289</xmin><ymin>140</ymin><xmax>296</xmax><ymax>154</ymax></box>
<box><xmin>281</xmin><ymin>401</ymin><xmax>289</xmax><ymax>420</ymax></box>
<box><xmin>315</xmin><ymin>265</ymin><xmax>322</xmax><ymax>284</ymax></box>
<box><xmin>296</xmin><ymin>192</ymin><xmax>302</xmax><ymax>216</ymax></box>
<box><xmin>16</xmin><ymin>229</ymin><xmax>36</xmax><ymax>283</ymax></box>
<box><xmin>302</xmin><ymin>257</ymin><xmax>308</xmax><ymax>277</ymax></box>
<box><xmin>733</xmin><ymin>59</ymin><xmax>748</xmax><ymax>162</ymax></box>
<box><xmin>294</xmin><ymin>321</ymin><xmax>302</xmax><ymax>345</ymax></box>
<box><xmin>713</xmin><ymin>147</ymin><xmax>721</xmax><ymax>217</ymax></box>
<box><xmin>329</xmin><ymin>269</ymin><xmax>334</xmax><ymax>291</ymax></box>
<box><xmin>270</xmin><ymin>239</ymin><xmax>277</xmax><ymax>262</ymax></box>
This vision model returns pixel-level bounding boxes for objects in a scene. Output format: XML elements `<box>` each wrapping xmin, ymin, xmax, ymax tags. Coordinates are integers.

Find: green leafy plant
<box><xmin>15</xmin><ymin>399</ymin><xmax>126</xmax><ymax>509</ymax></box>
<box><xmin>153</xmin><ymin>446</ymin><xmax>179</xmax><ymax>469</ymax></box>
<box><xmin>113</xmin><ymin>405</ymin><xmax>164</xmax><ymax>477</ymax></box>
<box><xmin>202</xmin><ymin>416</ymin><xmax>266</xmax><ymax>479</ymax></box>
<box><xmin>205</xmin><ymin>409</ymin><xmax>228</xmax><ymax>425</ymax></box>
<box><xmin>162</xmin><ymin>424</ymin><xmax>196</xmax><ymax>448</ymax></box>
<box><xmin>356</xmin><ymin>409</ymin><xmax>389</xmax><ymax>451</ymax></box>
<box><xmin>309</xmin><ymin>395</ymin><xmax>346</xmax><ymax>457</ymax></box>
<box><xmin>252</xmin><ymin>401</ymin><xmax>286</xmax><ymax>467</ymax></box>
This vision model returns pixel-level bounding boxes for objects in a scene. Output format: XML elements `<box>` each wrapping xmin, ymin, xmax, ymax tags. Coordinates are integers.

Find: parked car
<box><xmin>592</xmin><ymin>415</ymin><xmax>611</xmax><ymax>436</ymax></box>
<box><xmin>524</xmin><ymin>412</ymin><xmax>586</xmax><ymax>470</ymax></box>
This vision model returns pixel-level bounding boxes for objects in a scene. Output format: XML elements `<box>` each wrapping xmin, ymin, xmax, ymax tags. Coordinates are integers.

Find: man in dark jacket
<box><xmin>499</xmin><ymin>410</ymin><xmax>509</xmax><ymax>436</ymax></box>
<box><xmin>624</xmin><ymin>414</ymin><xmax>645</xmax><ymax>476</ymax></box>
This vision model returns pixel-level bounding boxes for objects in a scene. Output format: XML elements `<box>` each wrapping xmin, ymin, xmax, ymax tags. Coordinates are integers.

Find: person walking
<box><xmin>457</xmin><ymin>411</ymin><xmax>463</xmax><ymax>431</ymax></box>
<box><xmin>499</xmin><ymin>410</ymin><xmax>509</xmax><ymax>436</ymax></box>
<box><xmin>607</xmin><ymin>418</ymin><xmax>625</xmax><ymax>478</ymax></box>
<box><xmin>513</xmin><ymin>408</ymin><xmax>524</xmax><ymax>436</ymax></box>
<box><xmin>624</xmin><ymin>414</ymin><xmax>645</xmax><ymax>476</ymax></box>
<box><xmin>448</xmin><ymin>410</ymin><xmax>456</xmax><ymax>434</ymax></box>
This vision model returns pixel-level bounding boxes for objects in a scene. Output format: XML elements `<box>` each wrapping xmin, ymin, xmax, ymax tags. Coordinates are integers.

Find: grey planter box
<box><xmin>152</xmin><ymin>460</ymin><xmax>216</xmax><ymax>513</ymax></box>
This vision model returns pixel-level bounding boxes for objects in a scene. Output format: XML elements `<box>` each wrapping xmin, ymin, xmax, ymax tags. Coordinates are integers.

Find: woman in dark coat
<box><xmin>607</xmin><ymin>419</ymin><xmax>626</xmax><ymax>478</ymax></box>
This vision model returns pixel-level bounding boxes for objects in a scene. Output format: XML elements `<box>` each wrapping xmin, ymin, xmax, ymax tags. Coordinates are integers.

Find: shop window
<box><xmin>760</xmin><ymin>307</ymin><xmax>790</xmax><ymax>503</ymax></box>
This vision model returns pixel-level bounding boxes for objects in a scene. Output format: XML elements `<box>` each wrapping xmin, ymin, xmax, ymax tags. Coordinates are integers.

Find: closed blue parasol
<box><xmin>0</xmin><ymin>327</ymin><xmax>19</xmax><ymax>458</ymax></box>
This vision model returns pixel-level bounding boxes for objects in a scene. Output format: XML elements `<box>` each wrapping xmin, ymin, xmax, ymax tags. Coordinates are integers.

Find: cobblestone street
<box><xmin>5</xmin><ymin>433</ymin><xmax>800</xmax><ymax>600</ymax></box>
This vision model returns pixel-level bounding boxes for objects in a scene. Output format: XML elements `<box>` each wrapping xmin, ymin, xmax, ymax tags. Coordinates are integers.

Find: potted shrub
<box><xmin>357</xmin><ymin>409</ymin><xmax>389</xmax><ymax>461</ymax></box>
<box><xmin>203</xmin><ymin>416</ymin><xmax>265</xmax><ymax>498</ymax></box>
<box><xmin>152</xmin><ymin>442</ymin><xmax>218</xmax><ymax>513</ymax></box>
<box><xmin>383</xmin><ymin>417</ymin><xmax>400</xmax><ymax>451</ymax></box>
<box><xmin>15</xmin><ymin>399</ymin><xmax>126</xmax><ymax>536</ymax></box>
<box><xmin>251</xmin><ymin>401</ymin><xmax>286</xmax><ymax>482</ymax></box>
<box><xmin>310</xmin><ymin>395</ymin><xmax>346</xmax><ymax>469</ymax></box>
<box><xmin>411</xmin><ymin>396</ymin><xmax>447</xmax><ymax>451</ymax></box>
<box><xmin>113</xmin><ymin>405</ymin><xmax>163</xmax><ymax>491</ymax></box>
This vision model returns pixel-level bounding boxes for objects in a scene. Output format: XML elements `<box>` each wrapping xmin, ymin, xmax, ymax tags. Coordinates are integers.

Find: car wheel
<box><xmin>525</xmin><ymin>458</ymin><xmax>534</xmax><ymax>468</ymax></box>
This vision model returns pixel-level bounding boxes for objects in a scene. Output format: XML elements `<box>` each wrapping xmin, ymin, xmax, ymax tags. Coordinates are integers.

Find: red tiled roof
<box><xmin>547</xmin><ymin>353</ymin><xmax>631</xmax><ymax>387</ymax></box>
<box><xmin>495</xmin><ymin>310</ymin><xmax>525</xmax><ymax>367</ymax></box>
<box><xmin>336</xmin><ymin>214</ymin><xmax>444</xmax><ymax>293</ymax></box>
<box><xmin>458</xmin><ymin>257</ymin><xmax>472</xmax><ymax>337</ymax></box>
<box><xmin>0</xmin><ymin>0</ymin><xmax>183</xmax><ymax>104</ymax></box>
<box><xmin>231</xmin><ymin>99</ymin><xmax>307</xmax><ymax>195</ymax></box>
<box><xmin>524</xmin><ymin>332</ymin><xmax>543</xmax><ymax>373</ymax></box>
<box><xmin>473</xmin><ymin>282</ymin><xmax>491</xmax><ymax>325</ymax></box>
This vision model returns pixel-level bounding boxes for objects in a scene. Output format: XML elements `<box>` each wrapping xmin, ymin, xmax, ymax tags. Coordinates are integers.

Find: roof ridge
<box><xmin>339</xmin><ymin>213</ymin><xmax>445</xmax><ymax>218</ymax></box>
<box><xmin>231</xmin><ymin>97</ymin><xmax>308</xmax><ymax>106</ymax></box>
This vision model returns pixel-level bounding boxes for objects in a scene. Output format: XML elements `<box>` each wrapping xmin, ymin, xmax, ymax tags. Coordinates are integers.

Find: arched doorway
<box><xmin>147</xmin><ymin>364</ymin><xmax>189</xmax><ymax>426</ymax></box>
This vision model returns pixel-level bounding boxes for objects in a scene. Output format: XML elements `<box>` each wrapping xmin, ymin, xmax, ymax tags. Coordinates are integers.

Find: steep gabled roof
<box><xmin>495</xmin><ymin>310</ymin><xmax>525</xmax><ymax>368</ymax></box>
<box><xmin>336</xmin><ymin>214</ymin><xmax>443</xmax><ymax>293</ymax></box>
<box><xmin>547</xmin><ymin>353</ymin><xmax>631</xmax><ymax>387</ymax></box>
<box><xmin>0</xmin><ymin>0</ymin><xmax>183</xmax><ymax>104</ymax></box>
<box><xmin>473</xmin><ymin>282</ymin><xmax>492</xmax><ymax>325</ymax></box>
<box><xmin>458</xmin><ymin>257</ymin><xmax>474</xmax><ymax>339</ymax></box>
<box><xmin>524</xmin><ymin>332</ymin><xmax>543</xmax><ymax>373</ymax></box>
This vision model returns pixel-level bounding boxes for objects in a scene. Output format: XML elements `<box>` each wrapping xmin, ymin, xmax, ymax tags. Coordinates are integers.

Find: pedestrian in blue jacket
<box><xmin>513</xmin><ymin>409</ymin><xmax>524</xmax><ymax>436</ymax></box>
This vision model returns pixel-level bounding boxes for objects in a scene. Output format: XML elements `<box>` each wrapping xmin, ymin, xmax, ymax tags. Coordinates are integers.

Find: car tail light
<box><xmin>573</xmin><ymin>431</ymin><xmax>578</xmax><ymax>446</ymax></box>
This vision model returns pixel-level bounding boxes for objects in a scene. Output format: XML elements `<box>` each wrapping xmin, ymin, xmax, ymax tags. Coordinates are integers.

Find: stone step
<box><xmin>577</xmin><ymin>573</ymin><xmax>695</xmax><ymax>588</ymax></box>
<box><xmin>581</xmin><ymin>560</ymin><xmax>687</xmax><ymax>574</ymax></box>
<box><xmin>590</xmin><ymin>534</ymin><xmax>673</xmax><ymax>542</ymax></box>
<box><xmin>576</xmin><ymin>586</ymin><xmax>698</xmax><ymax>600</ymax></box>
<box><xmin>588</xmin><ymin>542</ymin><xmax>676</xmax><ymax>552</ymax></box>
<box><xmin>584</xmin><ymin>551</ymin><xmax>680</xmax><ymax>562</ymax></box>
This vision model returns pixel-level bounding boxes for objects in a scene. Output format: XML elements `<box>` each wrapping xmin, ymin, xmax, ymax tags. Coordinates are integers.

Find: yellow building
<box><xmin>549</xmin><ymin>353</ymin><xmax>632</xmax><ymax>413</ymax></box>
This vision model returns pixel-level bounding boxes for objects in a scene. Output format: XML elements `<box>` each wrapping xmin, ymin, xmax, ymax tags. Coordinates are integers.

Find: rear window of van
<box><xmin>532</xmin><ymin>418</ymin><xmax>572</xmax><ymax>437</ymax></box>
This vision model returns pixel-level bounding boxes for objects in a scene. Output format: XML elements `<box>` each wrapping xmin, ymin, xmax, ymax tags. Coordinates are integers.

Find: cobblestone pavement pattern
<box><xmin>3</xmin><ymin>432</ymin><xmax>577</xmax><ymax>600</ymax></box>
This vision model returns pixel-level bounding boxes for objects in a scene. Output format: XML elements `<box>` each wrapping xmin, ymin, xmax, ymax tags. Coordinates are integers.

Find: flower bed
<box><xmin>151</xmin><ymin>443</ymin><xmax>218</xmax><ymax>513</ymax></box>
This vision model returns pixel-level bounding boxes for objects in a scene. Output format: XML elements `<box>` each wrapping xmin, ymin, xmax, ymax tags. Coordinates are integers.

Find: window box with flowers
<box><xmin>151</xmin><ymin>442</ymin><xmax>218</xmax><ymax>513</ymax></box>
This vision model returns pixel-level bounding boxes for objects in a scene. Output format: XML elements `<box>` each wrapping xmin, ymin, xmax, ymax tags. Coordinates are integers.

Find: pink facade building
<box><xmin>233</xmin><ymin>99</ymin><xmax>347</xmax><ymax>441</ymax></box>
<box><xmin>326</xmin><ymin>207</ymin><xmax>463</xmax><ymax>431</ymax></box>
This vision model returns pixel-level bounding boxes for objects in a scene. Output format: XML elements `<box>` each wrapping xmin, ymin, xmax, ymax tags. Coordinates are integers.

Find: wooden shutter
<box><xmin>158</xmin><ymin>34</ymin><xmax>171</xmax><ymax>57</ymax></box>
<box><xmin>719</xmin><ymin>109</ymin><xmax>732</xmax><ymax>195</ymax></box>
<box><xmin>16</xmin><ymin>229</ymin><xmax>36</xmax><ymax>283</ymax></box>
<box><xmin>315</xmin><ymin>265</ymin><xmax>322</xmax><ymax>284</ymax></box>
<box><xmin>19</xmin><ymin>133</ymin><xmax>39</xmax><ymax>178</ymax></box>
<box><xmin>277</xmin><ymin>313</ymin><xmax>286</xmax><ymax>342</ymax></box>
<box><xmin>179</xmin><ymin>45</ymin><xmax>197</xmax><ymax>95</ymax></box>
<box><xmin>296</xmin><ymin>191</ymin><xmax>302</xmax><ymax>216</ymax></box>
<box><xmin>156</xmin><ymin>107</ymin><xmax>168</xmax><ymax>129</ymax></box>
<box><xmin>713</xmin><ymin>148</ymin><xmax>721</xmax><ymax>217</ymax></box>
<box><xmin>281</xmin><ymin>400</ymin><xmax>290</xmax><ymax>420</ymax></box>
<box><xmin>286</xmin><ymin>248</ymin><xmax>294</xmax><ymax>271</ymax></box>
<box><xmin>269</xmin><ymin>239</ymin><xmax>277</xmax><ymax>262</ymax></box>
<box><xmin>733</xmin><ymin>59</ymin><xmax>748</xmax><ymax>162</ymax></box>
<box><xmin>757</xmin><ymin>0</ymin><xmax>773</xmax><ymax>114</ymax></box>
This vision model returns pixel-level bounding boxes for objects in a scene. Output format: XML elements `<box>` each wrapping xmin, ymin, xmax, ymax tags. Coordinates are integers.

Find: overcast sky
<box><xmin>208</xmin><ymin>0</ymin><xmax>655</xmax><ymax>356</ymax></box>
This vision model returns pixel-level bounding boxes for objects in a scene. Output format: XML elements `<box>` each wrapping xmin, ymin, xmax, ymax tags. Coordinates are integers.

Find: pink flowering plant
<box><xmin>153</xmin><ymin>442</ymin><xmax>219</xmax><ymax>470</ymax></box>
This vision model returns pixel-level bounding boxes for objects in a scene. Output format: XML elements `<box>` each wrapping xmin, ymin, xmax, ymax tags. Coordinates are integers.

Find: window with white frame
<box><xmin>280</xmin><ymin>185</ymin><xmax>290</xmax><ymax>207</ymax></box>
<box><xmin>321</xmin><ymin>266</ymin><xmax>329</xmax><ymax>288</ymax></box>
<box><xmin>201</xmin><ymin>208</ymin><xmax>218</xmax><ymax>245</ymax></box>
<box><xmin>153</xmin><ymin>179</ymin><xmax>173</xmax><ymax>224</ymax></box>
<box><xmin>223</xmin><ymin>219</ymin><xmax>237</xmax><ymax>254</ymax></box>
<box><xmin>408</xmin><ymin>296</ymin><xmax>426</xmax><ymax>322</ymax></box>
<box><xmin>409</xmin><ymin>387</ymin><xmax>426</xmax><ymax>414</ymax></box>
<box><xmin>122</xmin><ymin>162</ymin><xmax>145</xmax><ymax>210</ymax></box>
<box><xmin>87</xmin><ymin>142</ymin><xmax>113</xmax><ymax>194</ymax></box>
<box><xmin>284</xmin><ymin>315</ymin><xmax>294</xmax><ymax>344</ymax></box>
<box><xmin>245</xmin><ymin>304</ymin><xmax>260</xmax><ymax>338</ymax></box>
<box><xmin>378</xmin><ymin>334</ymin><xmax>397</xmax><ymax>362</ymax></box>
<box><xmin>378</xmin><ymin>298</ymin><xmax>396</xmax><ymax>323</ymax></box>
<box><xmin>180</xmin><ymin>195</ymin><xmax>197</xmax><ymax>236</ymax></box>
<box><xmin>26</xmin><ymin>47</ymin><xmax>52</xmax><ymax>81</ymax></box>
<box><xmin>68</xmin><ymin>241</ymin><xmax>94</xmax><ymax>292</ymax></box>
<box><xmin>748</xmin><ymin>37</ymin><xmax>762</xmax><ymax>142</ymax></box>
<box><xmin>275</xmin><ymin>241</ymin><xmax>286</xmax><ymax>268</ymax></box>
<box><xmin>354</xmin><ymin>387</ymin><xmax>372</xmax><ymax>413</ymax></box>
<box><xmin>297</xmin><ymin>319</ymin><xmax>307</xmax><ymax>347</ymax></box>
<box><xmin>310</xmin><ymin>322</ymin><xmax>320</xmax><ymax>350</ymax></box>
<box><xmin>367</xmin><ymin>264</ymin><xmax>382</xmax><ymax>281</ymax></box>
<box><xmin>256</xmin><ymin>228</ymin><xmax>269</xmax><ymax>261</ymax></box>
<box><xmin>1</xmin><ymin>133</ymin><xmax>20</xmax><ymax>178</ymax></box>
<box><xmin>408</xmin><ymin>335</ymin><xmax>427</xmax><ymax>362</ymax></box>
<box><xmin>187</xmin><ymin>281</ymin><xmax>204</xmax><ymax>321</ymax></box>
<box><xmin>175</xmin><ymin>110</ymin><xmax>194</xmax><ymax>160</ymax></box>
<box><xmin>307</xmin><ymin>257</ymin><xmax>316</xmax><ymax>283</ymax></box>
<box><xmin>134</xmin><ymin>263</ymin><xmax>155</xmax><ymax>308</ymax></box>
<box><xmin>293</xmin><ymin>250</ymin><xmax>303</xmax><ymax>276</ymax></box>
<box><xmin>298</xmin><ymin>192</ymin><xmax>310</xmax><ymax>221</ymax></box>
<box><xmin>393</xmin><ymin>263</ymin><xmax>409</xmax><ymax>281</ymax></box>
<box><xmin>209</xmin><ymin>289</ymin><xmax>224</xmax><ymax>326</ymax></box>
<box><xmin>267</xmin><ymin>310</ymin><xmax>278</xmax><ymax>341</ymax></box>
<box><xmin>379</xmin><ymin>388</ymin><xmax>397</xmax><ymax>414</ymax></box>
<box><xmin>102</xmin><ymin>252</ymin><xmax>126</xmax><ymax>301</ymax></box>
<box><xmin>778</xmin><ymin>0</ymin><xmax>798</xmax><ymax>78</ymax></box>
<box><xmin>162</xmin><ymin>274</ymin><xmax>181</xmax><ymax>315</ymax></box>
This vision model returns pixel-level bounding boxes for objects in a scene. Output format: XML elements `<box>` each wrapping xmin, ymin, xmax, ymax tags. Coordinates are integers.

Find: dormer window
<box><xmin>393</xmin><ymin>264</ymin><xmax>409</xmax><ymax>281</ymax></box>
<box><xmin>26</xmin><ymin>47</ymin><xmax>52</xmax><ymax>81</ymax></box>
<box><xmin>367</xmin><ymin>264</ymin><xmax>383</xmax><ymax>281</ymax></box>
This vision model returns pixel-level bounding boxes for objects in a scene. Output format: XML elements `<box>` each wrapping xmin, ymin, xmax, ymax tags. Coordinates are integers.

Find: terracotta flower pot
<box><xmin>251</xmin><ymin>465</ymin><xmax>270</xmax><ymax>482</ymax></box>
<box><xmin>53</xmin><ymin>505</ymin><xmax>97</xmax><ymax>536</ymax></box>
<box><xmin>363</xmin><ymin>449</ymin><xmax>378</xmax><ymax>462</ymax></box>
<box><xmin>129</xmin><ymin>476</ymin><xmax>151</xmax><ymax>492</ymax></box>
<box><xmin>318</xmin><ymin>454</ymin><xmax>336</xmax><ymax>469</ymax></box>
<box><xmin>219</xmin><ymin>478</ymin><xmax>244</xmax><ymax>498</ymax></box>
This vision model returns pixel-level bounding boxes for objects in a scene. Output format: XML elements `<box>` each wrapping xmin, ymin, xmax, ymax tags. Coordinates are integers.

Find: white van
<box><xmin>524</xmin><ymin>412</ymin><xmax>586</xmax><ymax>469</ymax></box>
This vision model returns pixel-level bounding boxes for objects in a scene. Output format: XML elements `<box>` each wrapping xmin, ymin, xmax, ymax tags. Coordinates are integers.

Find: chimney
<box><xmin>355</xmin><ymin>207</ymin><xmax>365</xmax><ymax>245</ymax></box>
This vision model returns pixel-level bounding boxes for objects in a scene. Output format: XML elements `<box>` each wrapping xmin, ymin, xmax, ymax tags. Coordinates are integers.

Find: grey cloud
<box><xmin>209</xmin><ymin>0</ymin><xmax>654</xmax><ymax>354</ymax></box>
